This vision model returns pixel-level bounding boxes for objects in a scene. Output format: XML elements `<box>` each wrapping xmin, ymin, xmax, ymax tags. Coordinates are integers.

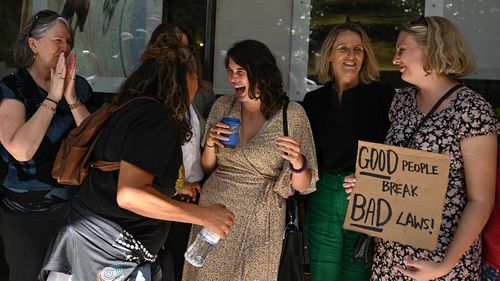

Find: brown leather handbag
<box><xmin>52</xmin><ymin>96</ymin><xmax>156</xmax><ymax>186</ymax></box>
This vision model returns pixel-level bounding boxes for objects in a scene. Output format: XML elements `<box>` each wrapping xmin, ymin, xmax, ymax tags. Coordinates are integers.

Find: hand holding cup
<box><xmin>206</xmin><ymin>117</ymin><xmax>240</xmax><ymax>148</ymax></box>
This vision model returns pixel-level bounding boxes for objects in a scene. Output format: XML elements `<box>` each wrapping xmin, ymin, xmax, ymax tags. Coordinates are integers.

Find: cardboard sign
<box><xmin>343</xmin><ymin>141</ymin><xmax>451</xmax><ymax>250</ymax></box>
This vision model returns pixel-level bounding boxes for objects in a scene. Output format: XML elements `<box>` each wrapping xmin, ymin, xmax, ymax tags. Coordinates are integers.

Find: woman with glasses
<box><xmin>0</xmin><ymin>10</ymin><xmax>95</xmax><ymax>281</ymax></box>
<box><xmin>301</xmin><ymin>23</ymin><xmax>395</xmax><ymax>281</ymax></box>
<box><xmin>345</xmin><ymin>16</ymin><xmax>498</xmax><ymax>280</ymax></box>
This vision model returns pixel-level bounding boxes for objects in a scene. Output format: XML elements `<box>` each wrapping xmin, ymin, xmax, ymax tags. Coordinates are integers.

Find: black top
<box><xmin>78</xmin><ymin>95</ymin><xmax>183</xmax><ymax>255</ymax></box>
<box><xmin>302</xmin><ymin>81</ymin><xmax>395</xmax><ymax>174</ymax></box>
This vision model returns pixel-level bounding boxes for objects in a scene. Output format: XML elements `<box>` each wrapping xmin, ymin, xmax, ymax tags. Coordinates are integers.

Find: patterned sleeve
<box><xmin>388</xmin><ymin>88</ymin><xmax>405</xmax><ymax>124</ymax></box>
<box><xmin>272</xmin><ymin>101</ymin><xmax>318</xmax><ymax>198</ymax></box>
<box><xmin>457</xmin><ymin>89</ymin><xmax>500</xmax><ymax>139</ymax></box>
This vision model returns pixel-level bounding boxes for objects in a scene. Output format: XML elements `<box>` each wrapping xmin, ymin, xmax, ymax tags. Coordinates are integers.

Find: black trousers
<box><xmin>0</xmin><ymin>205</ymin><xmax>68</xmax><ymax>281</ymax></box>
<box><xmin>162</xmin><ymin>221</ymin><xmax>192</xmax><ymax>281</ymax></box>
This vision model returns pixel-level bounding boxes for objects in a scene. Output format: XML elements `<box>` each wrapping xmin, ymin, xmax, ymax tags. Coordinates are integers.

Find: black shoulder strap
<box><xmin>404</xmin><ymin>84</ymin><xmax>462</xmax><ymax>147</ymax></box>
<box><xmin>283</xmin><ymin>100</ymin><xmax>289</xmax><ymax>137</ymax></box>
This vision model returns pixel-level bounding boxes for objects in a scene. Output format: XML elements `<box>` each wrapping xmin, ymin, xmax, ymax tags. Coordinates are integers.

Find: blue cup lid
<box><xmin>221</xmin><ymin>117</ymin><xmax>240</xmax><ymax>125</ymax></box>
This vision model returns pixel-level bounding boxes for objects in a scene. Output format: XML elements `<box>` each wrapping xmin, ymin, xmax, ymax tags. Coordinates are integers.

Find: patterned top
<box><xmin>372</xmin><ymin>85</ymin><xmax>500</xmax><ymax>280</ymax></box>
<box><xmin>182</xmin><ymin>95</ymin><xmax>318</xmax><ymax>281</ymax></box>
<box><xmin>0</xmin><ymin>68</ymin><xmax>94</xmax><ymax>211</ymax></box>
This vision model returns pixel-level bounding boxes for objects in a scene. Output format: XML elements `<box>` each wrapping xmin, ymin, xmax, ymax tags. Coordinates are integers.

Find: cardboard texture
<box><xmin>343</xmin><ymin>141</ymin><xmax>451</xmax><ymax>250</ymax></box>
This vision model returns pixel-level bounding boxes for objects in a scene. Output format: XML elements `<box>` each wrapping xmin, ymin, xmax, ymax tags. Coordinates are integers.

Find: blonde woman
<box><xmin>302</xmin><ymin>23</ymin><xmax>395</xmax><ymax>281</ymax></box>
<box><xmin>345</xmin><ymin>16</ymin><xmax>499</xmax><ymax>280</ymax></box>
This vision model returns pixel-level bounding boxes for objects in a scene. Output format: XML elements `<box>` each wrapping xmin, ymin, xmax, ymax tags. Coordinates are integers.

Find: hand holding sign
<box><xmin>343</xmin><ymin>141</ymin><xmax>451</xmax><ymax>250</ymax></box>
<box><xmin>343</xmin><ymin>175</ymin><xmax>356</xmax><ymax>199</ymax></box>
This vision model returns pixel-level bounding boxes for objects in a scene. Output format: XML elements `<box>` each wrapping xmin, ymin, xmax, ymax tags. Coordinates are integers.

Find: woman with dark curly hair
<box><xmin>182</xmin><ymin>39</ymin><xmax>318</xmax><ymax>280</ymax></box>
<box><xmin>39</xmin><ymin>25</ymin><xmax>234</xmax><ymax>281</ymax></box>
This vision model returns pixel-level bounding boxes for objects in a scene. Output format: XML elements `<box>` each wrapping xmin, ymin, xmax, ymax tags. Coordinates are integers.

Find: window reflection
<box><xmin>307</xmin><ymin>0</ymin><xmax>424</xmax><ymax>82</ymax></box>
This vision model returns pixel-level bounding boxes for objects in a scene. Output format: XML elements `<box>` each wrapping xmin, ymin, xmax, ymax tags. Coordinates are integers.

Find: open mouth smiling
<box><xmin>235</xmin><ymin>86</ymin><xmax>246</xmax><ymax>95</ymax></box>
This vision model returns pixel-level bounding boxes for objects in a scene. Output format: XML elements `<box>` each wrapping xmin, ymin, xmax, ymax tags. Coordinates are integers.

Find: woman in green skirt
<box><xmin>302</xmin><ymin>23</ymin><xmax>395</xmax><ymax>281</ymax></box>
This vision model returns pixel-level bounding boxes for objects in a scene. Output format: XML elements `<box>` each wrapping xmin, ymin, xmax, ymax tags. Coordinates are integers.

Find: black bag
<box><xmin>278</xmin><ymin>195</ymin><xmax>304</xmax><ymax>281</ymax></box>
<box><xmin>351</xmin><ymin>233</ymin><xmax>374</xmax><ymax>268</ymax></box>
<box><xmin>278</xmin><ymin>100</ymin><xmax>305</xmax><ymax>281</ymax></box>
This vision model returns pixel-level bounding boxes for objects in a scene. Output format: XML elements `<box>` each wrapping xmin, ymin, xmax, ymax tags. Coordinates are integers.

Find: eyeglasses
<box><xmin>410</xmin><ymin>15</ymin><xmax>428</xmax><ymax>27</ymax></box>
<box><xmin>28</xmin><ymin>10</ymin><xmax>58</xmax><ymax>37</ymax></box>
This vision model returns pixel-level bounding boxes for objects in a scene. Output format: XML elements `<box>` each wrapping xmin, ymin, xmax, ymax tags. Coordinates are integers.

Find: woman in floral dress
<box><xmin>345</xmin><ymin>16</ymin><xmax>499</xmax><ymax>280</ymax></box>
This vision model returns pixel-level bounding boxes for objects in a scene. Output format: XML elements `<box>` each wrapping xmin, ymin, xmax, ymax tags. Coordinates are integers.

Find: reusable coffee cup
<box><xmin>220</xmin><ymin>117</ymin><xmax>240</xmax><ymax>148</ymax></box>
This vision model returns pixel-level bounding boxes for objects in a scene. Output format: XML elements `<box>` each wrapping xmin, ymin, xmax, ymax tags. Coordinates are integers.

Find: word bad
<box><xmin>350</xmin><ymin>193</ymin><xmax>392</xmax><ymax>231</ymax></box>
<box><xmin>350</xmin><ymin>193</ymin><xmax>435</xmax><ymax>235</ymax></box>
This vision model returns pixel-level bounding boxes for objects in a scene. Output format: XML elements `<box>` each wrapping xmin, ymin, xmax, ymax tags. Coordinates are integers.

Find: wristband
<box><xmin>41</xmin><ymin>102</ymin><xmax>56</xmax><ymax>113</ymax></box>
<box><xmin>289</xmin><ymin>154</ymin><xmax>307</xmax><ymax>173</ymax></box>
<box><xmin>45</xmin><ymin>97</ymin><xmax>58</xmax><ymax>105</ymax></box>
<box><xmin>68</xmin><ymin>98</ymin><xmax>82</xmax><ymax>110</ymax></box>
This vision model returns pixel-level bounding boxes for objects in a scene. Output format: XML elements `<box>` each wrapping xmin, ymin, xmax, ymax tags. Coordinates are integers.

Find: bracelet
<box><xmin>289</xmin><ymin>154</ymin><xmax>308</xmax><ymax>173</ymax></box>
<box><xmin>205</xmin><ymin>142</ymin><xmax>215</xmax><ymax>148</ymax></box>
<box><xmin>40</xmin><ymin>102</ymin><xmax>56</xmax><ymax>113</ymax></box>
<box><xmin>45</xmin><ymin>97</ymin><xmax>58</xmax><ymax>105</ymax></box>
<box><xmin>68</xmin><ymin>98</ymin><xmax>82</xmax><ymax>110</ymax></box>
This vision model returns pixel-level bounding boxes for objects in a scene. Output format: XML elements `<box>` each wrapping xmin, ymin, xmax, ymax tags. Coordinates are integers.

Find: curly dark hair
<box><xmin>112</xmin><ymin>28</ymin><xmax>198</xmax><ymax>144</ymax></box>
<box><xmin>224</xmin><ymin>39</ymin><xmax>288</xmax><ymax>119</ymax></box>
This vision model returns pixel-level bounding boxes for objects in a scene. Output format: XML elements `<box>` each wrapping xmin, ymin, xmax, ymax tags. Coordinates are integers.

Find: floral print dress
<box><xmin>372</xmin><ymin>86</ymin><xmax>499</xmax><ymax>280</ymax></box>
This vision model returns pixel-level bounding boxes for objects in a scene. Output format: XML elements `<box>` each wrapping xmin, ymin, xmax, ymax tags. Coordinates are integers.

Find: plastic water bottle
<box><xmin>184</xmin><ymin>227</ymin><xmax>220</xmax><ymax>267</ymax></box>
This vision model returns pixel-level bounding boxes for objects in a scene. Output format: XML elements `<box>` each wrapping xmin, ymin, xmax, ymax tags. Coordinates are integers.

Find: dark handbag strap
<box><xmin>283</xmin><ymin>100</ymin><xmax>289</xmax><ymax>137</ymax></box>
<box><xmin>404</xmin><ymin>84</ymin><xmax>462</xmax><ymax>147</ymax></box>
<box><xmin>281</xmin><ymin>100</ymin><xmax>299</xmax><ymax>227</ymax></box>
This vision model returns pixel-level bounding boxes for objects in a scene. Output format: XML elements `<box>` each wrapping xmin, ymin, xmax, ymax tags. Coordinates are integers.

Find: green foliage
<box><xmin>307</xmin><ymin>0</ymin><xmax>425</xmax><ymax>79</ymax></box>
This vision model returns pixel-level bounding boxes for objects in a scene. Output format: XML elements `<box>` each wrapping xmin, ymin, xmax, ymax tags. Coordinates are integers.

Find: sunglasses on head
<box><xmin>410</xmin><ymin>15</ymin><xmax>428</xmax><ymax>27</ymax></box>
<box><xmin>28</xmin><ymin>10</ymin><xmax>59</xmax><ymax>37</ymax></box>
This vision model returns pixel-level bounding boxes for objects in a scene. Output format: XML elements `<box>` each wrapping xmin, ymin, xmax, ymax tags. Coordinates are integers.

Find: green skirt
<box><xmin>304</xmin><ymin>172</ymin><xmax>371</xmax><ymax>281</ymax></box>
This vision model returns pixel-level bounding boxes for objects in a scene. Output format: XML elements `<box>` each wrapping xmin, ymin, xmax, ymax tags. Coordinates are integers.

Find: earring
<box><xmin>33</xmin><ymin>53</ymin><xmax>37</xmax><ymax>60</ymax></box>
<box><xmin>255</xmin><ymin>89</ymin><xmax>261</xmax><ymax>97</ymax></box>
